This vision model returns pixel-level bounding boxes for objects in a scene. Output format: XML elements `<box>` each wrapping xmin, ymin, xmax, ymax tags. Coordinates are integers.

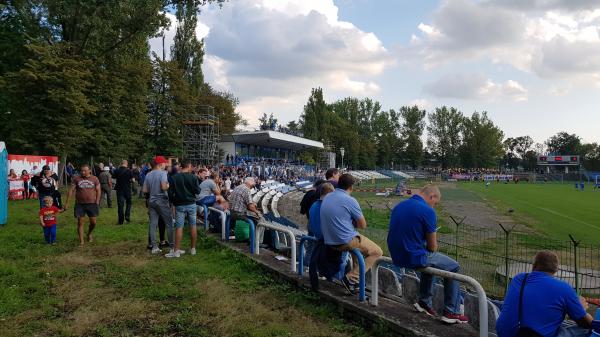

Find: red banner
<box><xmin>8</xmin><ymin>154</ymin><xmax>59</xmax><ymax>177</ymax></box>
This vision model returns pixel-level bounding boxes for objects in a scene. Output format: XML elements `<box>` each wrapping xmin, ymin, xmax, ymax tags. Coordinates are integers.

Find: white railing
<box><xmin>254</xmin><ymin>221</ymin><xmax>297</xmax><ymax>272</ymax></box>
<box><xmin>370</xmin><ymin>257</ymin><xmax>489</xmax><ymax>337</ymax></box>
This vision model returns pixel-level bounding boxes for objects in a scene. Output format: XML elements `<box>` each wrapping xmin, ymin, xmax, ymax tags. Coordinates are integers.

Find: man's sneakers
<box><xmin>414</xmin><ymin>301</ymin><xmax>469</xmax><ymax>324</ymax></box>
<box><xmin>441</xmin><ymin>311</ymin><xmax>469</xmax><ymax>324</ymax></box>
<box><xmin>190</xmin><ymin>248</ymin><xmax>196</xmax><ymax>256</ymax></box>
<box><xmin>165</xmin><ymin>249</ymin><xmax>180</xmax><ymax>258</ymax></box>
<box><xmin>151</xmin><ymin>247</ymin><xmax>161</xmax><ymax>254</ymax></box>
<box><xmin>414</xmin><ymin>301</ymin><xmax>436</xmax><ymax>317</ymax></box>
<box><xmin>340</xmin><ymin>276</ymin><xmax>357</xmax><ymax>295</ymax></box>
<box><xmin>164</xmin><ymin>249</ymin><xmax>187</xmax><ymax>258</ymax></box>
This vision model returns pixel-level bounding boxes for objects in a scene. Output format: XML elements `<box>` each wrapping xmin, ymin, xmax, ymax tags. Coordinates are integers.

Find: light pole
<box><xmin>340</xmin><ymin>147</ymin><xmax>345</xmax><ymax>170</ymax></box>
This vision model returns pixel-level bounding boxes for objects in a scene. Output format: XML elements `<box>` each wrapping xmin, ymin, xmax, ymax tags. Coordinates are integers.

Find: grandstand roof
<box><xmin>221</xmin><ymin>131</ymin><xmax>324</xmax><ymax>151</ymax></box>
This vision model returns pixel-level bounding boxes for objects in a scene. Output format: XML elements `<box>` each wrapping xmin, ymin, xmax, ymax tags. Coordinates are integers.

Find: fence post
<box><xmin>499</xmin><ymin>223</ymin><xmax>515</xmax><ymax>295</ymax></box>
<box><xmin>450</xmin><ymin>216</ymin><xmax>466</xmax><ymax>260</ymax></box>
<box><xmin>569</xmin><ymin>234</ymin><xmax>580</xmax><ymax>295</ymax></box>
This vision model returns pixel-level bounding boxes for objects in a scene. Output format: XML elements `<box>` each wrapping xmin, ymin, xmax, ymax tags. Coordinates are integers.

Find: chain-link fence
<box><xmin>360</xmin><ymin>208</ymin><xmax>600</xmax><ymax>299</ymax></box>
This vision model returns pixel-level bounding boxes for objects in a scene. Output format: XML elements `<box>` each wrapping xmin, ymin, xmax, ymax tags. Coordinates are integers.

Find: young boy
<box><xmin>39</xmin><ymin>196</ymin><xmax>63</xmax><ymax>245</ymax></box>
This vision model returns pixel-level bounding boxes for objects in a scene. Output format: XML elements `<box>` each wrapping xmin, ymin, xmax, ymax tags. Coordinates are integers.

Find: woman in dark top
<box><xmin>33</xmin><ymin>165</ymin><xmax>60</xmax><ymax>209</ymax></box>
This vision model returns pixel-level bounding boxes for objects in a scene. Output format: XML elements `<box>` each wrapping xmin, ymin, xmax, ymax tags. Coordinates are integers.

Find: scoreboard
<box><xmin>537</xmin><ymin>155</ymin><xmax>580</xmax><ymax>165</ymax></box>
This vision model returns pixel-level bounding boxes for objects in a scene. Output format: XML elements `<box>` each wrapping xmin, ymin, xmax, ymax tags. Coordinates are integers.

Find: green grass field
<box><xmin>458</xmin><ymin>182</ymin><xmax>600</xmax><ymax>243</ymax></box>
<box><xmin>0</xmin><ymin>198</ymin><xmax>378</xmax><ymax>337</ymax></box>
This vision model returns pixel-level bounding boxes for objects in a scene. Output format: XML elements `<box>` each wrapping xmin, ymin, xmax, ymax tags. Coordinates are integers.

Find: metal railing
<box><xmin>297</xmin><ymin>236</ymin><xmax>366</xmax><ymax>302</ymax></box>
<box><xmin>255</xmin><ymin>221</ymin><xmax>297</xmax><ymax>272</ymax></box>
<box><xmin>370</xmin><ymin>257</ymin><xmax>489</xmax><ymax>337</ymax></box>
<box><xmin>208</xmin><ymin>207</ymin><xmax>229</xmax><ymax>241</ymax></box>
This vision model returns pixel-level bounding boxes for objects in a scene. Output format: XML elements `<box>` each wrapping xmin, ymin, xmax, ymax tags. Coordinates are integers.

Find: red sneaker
<box><xmin>441</xmin><ymin>311</ymin><xmax>469</xmax><ymax>324</ymax></box>
<box><xmin>413</xmin><ymin>300</ymin><xmax>436</xmax><ymax>317</ymax></box>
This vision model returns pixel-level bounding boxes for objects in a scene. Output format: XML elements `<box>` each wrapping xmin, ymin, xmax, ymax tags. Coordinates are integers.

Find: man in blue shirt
<box><xmin>496</xmin><ymin>250</ymin><xmax>593</xmax><ymax>337</ymax></box>
<box><xmin>321</xmin><ymin>174</ymin><xmax>383</xmax><ymax>292</ymax></box>
<box><xmin>387</xmin><ymin>185</ymin><xmax>468</xmax><ymax>324</ymax></box>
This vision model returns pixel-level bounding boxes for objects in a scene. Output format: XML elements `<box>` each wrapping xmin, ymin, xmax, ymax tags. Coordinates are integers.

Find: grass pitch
<box><xmin>458</xmin><ymin>181</ymin><xmax>600</xmax><ymax>243</ymax></box>
<box><xmin>0</xmin><ymin>197</ymin><xmax>375</xmax><ymax>337</ymax></box>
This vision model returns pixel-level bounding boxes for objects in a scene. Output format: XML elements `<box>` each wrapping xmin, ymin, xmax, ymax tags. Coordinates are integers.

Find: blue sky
<box><xmin>150</xmin><ymin>0</ymin><xmax>600</xmax><ymax>145</ymax></box>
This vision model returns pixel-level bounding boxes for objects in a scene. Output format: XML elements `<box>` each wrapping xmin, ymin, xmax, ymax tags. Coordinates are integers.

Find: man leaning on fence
<box><xmin>496</xmin><ymin>250</ymin><xmax>595</xmax><ymax>337</ymax></box>
<box><xmin>387</xmin><ymin>185</ymin><xmax>469</xmax><ymax>324</ymax></box>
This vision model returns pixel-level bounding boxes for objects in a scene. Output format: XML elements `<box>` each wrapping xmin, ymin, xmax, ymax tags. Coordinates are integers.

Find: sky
<box><xmin>149</xmin><ymin>0</ymin><xmax>600</xmax><ymax>144</ymax></box>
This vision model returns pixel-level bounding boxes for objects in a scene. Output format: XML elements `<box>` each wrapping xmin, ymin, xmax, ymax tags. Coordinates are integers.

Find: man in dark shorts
<box><xmin>65</xmin><ymin>164</ymin><xmax>101</xmax><ymax>246</ymax></box>
<box><xmin>113</xmin><ymin>160</ymin><xmax>134</xmax><ymax>225</ymax></box>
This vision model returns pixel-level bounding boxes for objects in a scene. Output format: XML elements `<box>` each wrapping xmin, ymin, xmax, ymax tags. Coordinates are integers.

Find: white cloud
<box><xmin>410</xmin><ymin>0</ymin><xmax>600</xmax><ymax>79</ymax></box>
<box><xmin>197</xmin><ymin>0</ymin><xmax>391</xmax><ymax>125</ymax></box>
<box><xmin>423</xmin><ymin>73</ymin><xmax>528</xmax><ymax>102</ymax></box>
<box><xmin>408</xmin><ymin>98</ymin><xmax>432</xmax><ymax>109</ymax></box>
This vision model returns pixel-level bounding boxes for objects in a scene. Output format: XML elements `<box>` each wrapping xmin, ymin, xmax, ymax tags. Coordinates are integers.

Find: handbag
<box><xmin>515</xmin><ymin>273</ymin><xmax>544</xmax><ymax>337</ymax></box>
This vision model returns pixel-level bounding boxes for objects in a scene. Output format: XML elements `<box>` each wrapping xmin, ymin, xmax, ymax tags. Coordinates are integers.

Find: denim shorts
<box><xmin>175</xmin><ymin>204</ymin><xmax>197</xmax><ymax>229</ymax></box>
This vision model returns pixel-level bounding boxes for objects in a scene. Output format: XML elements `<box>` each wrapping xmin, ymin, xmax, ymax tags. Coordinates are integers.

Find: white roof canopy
<box><xmin>221</xmin><ymin>131</ymin><xmax>323</xmax><ymax>151</ymax></box>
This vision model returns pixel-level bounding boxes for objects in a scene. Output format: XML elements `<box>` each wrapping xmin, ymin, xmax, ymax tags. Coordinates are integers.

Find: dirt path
<box><xmin>438</xmin><ymin>183</ymin><xmax>530</xmax><ymax>233</ymax></box>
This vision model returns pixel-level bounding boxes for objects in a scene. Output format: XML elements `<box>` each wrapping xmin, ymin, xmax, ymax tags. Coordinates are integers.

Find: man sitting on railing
<box><xmin>387</xmin><ymin>185</ymin><xmax>469</xmax><ymax>324</ymax></box>
<box><xmin>320</xmin><ymin>173</ymin><xmax>383</xmax><ymax>294</ymax></box>
<box><xmin>496</xmin><ymin>250</ymin><xmax>594</xmax><ymax>337</ymax></box>
<box><xmin>229</xmin><ymin>177</ymin><xmax>260</xmax><ymax>226</ymax></box>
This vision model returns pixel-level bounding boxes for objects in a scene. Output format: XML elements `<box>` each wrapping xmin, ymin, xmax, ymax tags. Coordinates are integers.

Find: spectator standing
<box><xmin>143</xmin><ymin>156</ymin><xmax>174</xmax><ymax>254</ymax></box>
<box><xmin>131</xmin><ymin>163</ymin><xmax>140</xmax><ymax>196</ymax></box>
<box><xmin>320</xmin><ymin>174</ymin><xmax>383</xmax><ymax>293</ymax></box>
<box><xmin>64</xmin><ymin>164</ymin><xmax>101</xmax><ymax>246</ymax></box>
<box><xmin>98</xmin><ymin>167</ymin><xmax>113</xmax><ymax>208</ymax></box>
<box><xmin>66</xmin><ymin>162</ymin><xmax>74</xmax><ymax>183</ymax></box>
<box><xmin>33</xmin><ymin>165</ymin><xmax>60</xmax><ymax>209</ymax></box>
<box><xmin>113</xmin><ymin>160</ymin><xmax>134</xmax><ymax>225</ymax></box>
<box><xmin>9</xmin><ymin>169</ymin><xmax>17</xmax><ymax>179</ymax></box>
<box><xmin>387</xmin><ymin>185</ymin><xmax>468</xmax><ymax>324</ymax></box>
<box><xmin>167</xmin><ymin>161</ymin><xmax>200</xmax><ymax>258</ymax></box>
<box><xmin>21</xmin><ymin>170</ymin><xmax>30</xmax><ymax>199</ymax></box>
<box><xmin>31</xmin><ymin>165</ymin><xmax>40</xmax><ymax>176</ymax></box>
<box><xmin>496</xmin><ymin>251</ymin><xmax>594</xmax><ymax>337</ymax></box>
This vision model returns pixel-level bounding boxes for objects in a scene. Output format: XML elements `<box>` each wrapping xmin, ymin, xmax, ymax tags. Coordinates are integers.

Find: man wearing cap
<box><xmin>98</xmin><ymin>167</ymin><xmax>113</xmax><ymax>208</ymax></box>
<box><xmin>143</xmin><ymin>156</ymin><xmax>175</xmax><ymax>255</ymax></box>
<box><xmin>64</xmin><ymin>164</ymin><xmax>101</xmax><ymax>246</ymax></box>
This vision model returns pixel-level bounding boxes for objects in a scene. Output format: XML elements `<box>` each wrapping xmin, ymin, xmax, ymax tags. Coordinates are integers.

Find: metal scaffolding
<box><xmin>182</xmin><ymin>105</ymin><xmax>219</xmax><ymax>165</ymax></box>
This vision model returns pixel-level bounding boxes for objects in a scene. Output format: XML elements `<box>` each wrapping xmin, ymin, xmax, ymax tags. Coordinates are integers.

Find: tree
<box><xmin>300</xmin><ymin>87</ymin><xmax>328</xmax><ymax>140</ymax></box>
<box><xmin>399</xmin><ymin>105</ymin><xmax>426</xmax><ymax>168</ymax></box>
<box><xmin>258</xmin><ymin>113</ymin><xmax>278</xmax><ymax>131</ymax></box>
<box><xmin>171</xmin><ymin>0</ymin><xmax>205</xmax><ymax>93</ymax></box>
<box><xmin>583</xmin><ymin>143</ymin><xmax>600</xmax><ymax>171</ymax></box>
<box><xmin>1</xmin><ymin>44</ymin><xmax>96</xmax><ymax>157</ymax></box>
<box><xmin>427</xmin><ymin>106</ymin><xmax>463</xmax><ymax>169</ymax></box>
<box><xmin>460</xmin><ymin>112</ymin><xmax>504</xmax><ymax>168</ymax></box>
<box><xmin>545</xmin><ymin>132</ymin><xmax>582</xmax><ymax>155</ymax></box>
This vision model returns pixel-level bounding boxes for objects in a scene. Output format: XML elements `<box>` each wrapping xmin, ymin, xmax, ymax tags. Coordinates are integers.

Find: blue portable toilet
<box><xmin>0</xmin><ymin>141</ymin><xmax>7</xmax><ymax>226</ymax></box>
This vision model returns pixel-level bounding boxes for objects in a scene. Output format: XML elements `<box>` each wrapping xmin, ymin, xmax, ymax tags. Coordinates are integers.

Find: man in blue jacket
<box><xmin>387</xmin><ymin>185</ymin><xmax>468</xmax><ymax>324</ymax></box>
<box><xmin>496</xmin><ymin>250</ymin><xmax>593</xmax><ymax>337</ymax></box>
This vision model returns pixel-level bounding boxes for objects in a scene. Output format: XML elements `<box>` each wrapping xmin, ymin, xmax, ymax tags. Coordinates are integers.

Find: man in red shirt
<box><xmin>39</xmin><ymin>195</ymin><xmax>63</xmax><ymax>244</ymax></box>
<box><xmin>65</xmin><ymin>164</ymin><xmax>101</xmax><ymax>246</ymax></box>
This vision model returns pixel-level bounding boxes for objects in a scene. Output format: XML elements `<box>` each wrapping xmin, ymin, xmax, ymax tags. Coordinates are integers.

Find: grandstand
<box><xmin>347</xmin><ymin>170</ymin><xmax>391</xmax><ymax>180</ymax></box>
<box><xmin>219</xmin><ymin>130</ymin><xmax>324</xmax><ymax>164</ymax></box>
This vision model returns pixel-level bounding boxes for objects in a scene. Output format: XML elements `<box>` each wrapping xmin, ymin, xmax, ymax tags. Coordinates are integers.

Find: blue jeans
<box><xmin>197</xmin><ymin>195</ymin><xmax>216</xmax><ymax>207</ymax></box>
<box><xmin>419</xmin><ymin>252</ymin><xmax>461</xmax><ymax>314</ymax></box>
<box><xmin>175</xmin><ymin>204</ymin><xmax>197</xmax><ymax>229</ymax></box>
<box><xmin>556</xmin><ymin>320</ymin><xmax>591</xmax><ymax>337</ymax></box>
<box><xmin>43</xmin><ymin>224</ymin><xmax>57</xmax><ymax>243</ymax></box>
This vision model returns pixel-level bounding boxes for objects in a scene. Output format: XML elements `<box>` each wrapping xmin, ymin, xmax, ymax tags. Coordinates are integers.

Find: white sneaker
<box><xmin>190</xmin><ymin>248</ymin><xmax>196</xmax><ymax>256</ymax></box>
<box><xmin>177</xmin><ymin>249</ymin><xmax>186</xmax><ymax>255</ymax></box>
<box><xmin>151</xmin><ymin>247</ymin><xmax>161</xmax><ymax>254</ymax></box>
<box><xmin>165</xmin><ymin>249</ymin><xmax>180</xmax><ymax>258</ymax></box>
